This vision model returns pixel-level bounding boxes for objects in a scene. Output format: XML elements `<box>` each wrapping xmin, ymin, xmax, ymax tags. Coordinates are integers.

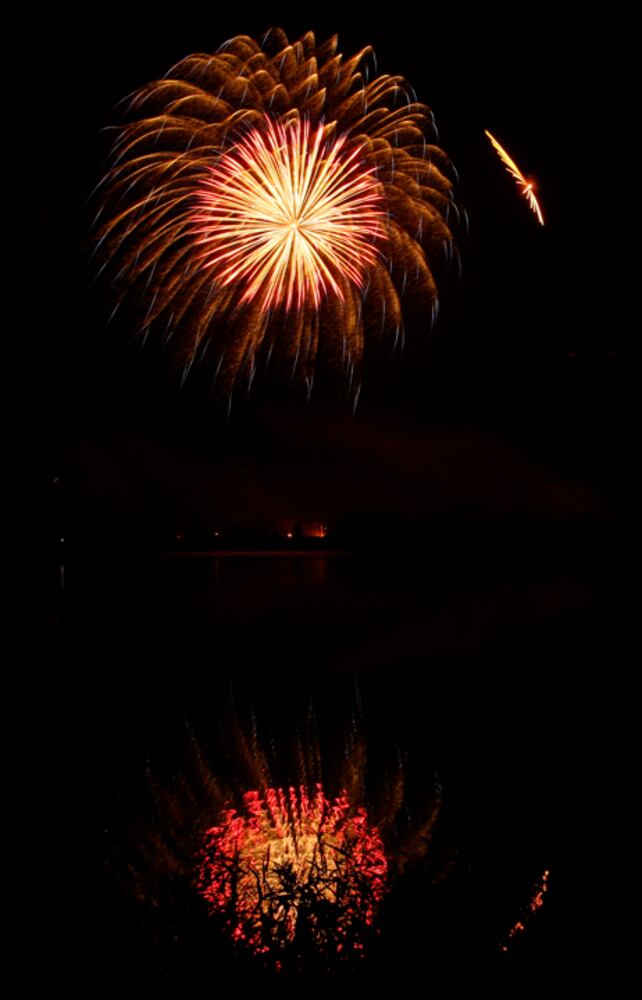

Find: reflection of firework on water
<box><xmin>107</xmin><ymin>703</ymin><xmax>443</xmax><ymax>974</ymax></box>
<box><xmin>197</xmin><ymin>785</ymin><xmax>387</xmax><ymax>964</ymax></box>
<box><xmin>96</xmin><ymin>29</ymin><xmax>457</xmax><ymax>397</ymax></box>
<box><xmin>500</xmin><ymin>868</ymin><xmax>550</xmax><ymax>953</ymax></box>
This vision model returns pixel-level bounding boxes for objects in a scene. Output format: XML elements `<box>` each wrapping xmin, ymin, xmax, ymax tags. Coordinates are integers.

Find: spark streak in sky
<box><xmin>485</xmin><ymin>130</ymin><xmax>545</xmax><ymax>225</ymax></box>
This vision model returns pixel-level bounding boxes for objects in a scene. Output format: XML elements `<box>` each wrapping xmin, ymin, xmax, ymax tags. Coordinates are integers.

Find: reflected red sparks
<box><xmin>196</xmin><ymin>784</ymin><xmax>387</xmax><ymax>960</ymax></box>
<box><xmin>500</xmin><ymin>869</ymin><xmax>550</xmax><ymax>952</ymax></box>
<box><xmin>529</xmin><ymin>868</ymin><xmax>549</xmax><ymax>913</ymax></box>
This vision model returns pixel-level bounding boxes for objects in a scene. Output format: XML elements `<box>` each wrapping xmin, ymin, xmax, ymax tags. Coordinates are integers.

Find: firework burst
<box><xmin>96</xmin><ymin>29</ymin><xmax>457</xmax><ymax>397</ymax></box>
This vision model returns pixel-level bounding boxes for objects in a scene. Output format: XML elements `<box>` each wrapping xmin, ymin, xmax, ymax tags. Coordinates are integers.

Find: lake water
<box><xmin>38</xmin><ymin>546</ymin><xmax>631</xmax><ymax>986</ymax></box>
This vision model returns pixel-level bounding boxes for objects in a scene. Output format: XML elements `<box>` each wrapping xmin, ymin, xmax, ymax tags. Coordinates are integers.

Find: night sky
<box><xmin>14</xmin><ymin>6</ymin><xmax>636</xmax><ymax>543</ymax></box>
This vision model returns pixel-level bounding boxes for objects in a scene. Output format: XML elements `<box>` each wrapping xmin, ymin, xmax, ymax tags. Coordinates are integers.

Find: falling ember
<box><xmin>485</xmin><ymin>130</ymin><xmax>545</xmax><ymax>225</ymax></box>
<box><xmin>196</xmin><ymin>784</ymin><xmax>388</xmax><ymax>963</ymax></box>
<box><xmin>500</xmin><ymin>869</ymin><xmax>550</xmax><ymax>952</ymax></box>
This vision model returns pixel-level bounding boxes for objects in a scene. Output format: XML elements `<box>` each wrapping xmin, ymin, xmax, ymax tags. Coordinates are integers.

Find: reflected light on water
<box><xmin>197</xmin><ymin>784</ymin><xmax>387</xmax><ymax>964</ymax></box>
<box><xmin>500</xmin><ymin>868</ymin><xmax>550</xmax><ymax>953</ymax></box>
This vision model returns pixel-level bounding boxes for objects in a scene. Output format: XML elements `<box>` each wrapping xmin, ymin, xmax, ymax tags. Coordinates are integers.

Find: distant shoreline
<box><xmin>161</xmin><ymin>549</ymin><xmax>351</xmax><ymax>558</ymax></box>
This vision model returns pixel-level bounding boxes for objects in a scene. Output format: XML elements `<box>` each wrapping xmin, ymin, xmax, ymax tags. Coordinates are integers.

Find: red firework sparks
<box><xmin>196</xmin><ymin>784</ymin><xmax>388</xmax><ymax>962</ymax></box>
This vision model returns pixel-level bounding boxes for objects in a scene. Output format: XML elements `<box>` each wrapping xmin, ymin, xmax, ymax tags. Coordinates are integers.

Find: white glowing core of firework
<box><xmin>192</xmin><ymin>117</ymin><xmax>385</xmax><ymax>312</ymax></box>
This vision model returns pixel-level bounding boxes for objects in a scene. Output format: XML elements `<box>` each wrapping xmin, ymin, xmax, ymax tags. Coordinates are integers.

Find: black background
<box><xmin>12</xmin><ymin>5</ymin><xmax>635</xmax><ymax>990</ymax></box>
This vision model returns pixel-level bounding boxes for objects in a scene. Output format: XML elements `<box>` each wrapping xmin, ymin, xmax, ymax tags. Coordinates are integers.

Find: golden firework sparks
<box><xmin>96</xmin><ymin>30</ymin><xmax>457</xmax><ymax>395</ymax></box>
